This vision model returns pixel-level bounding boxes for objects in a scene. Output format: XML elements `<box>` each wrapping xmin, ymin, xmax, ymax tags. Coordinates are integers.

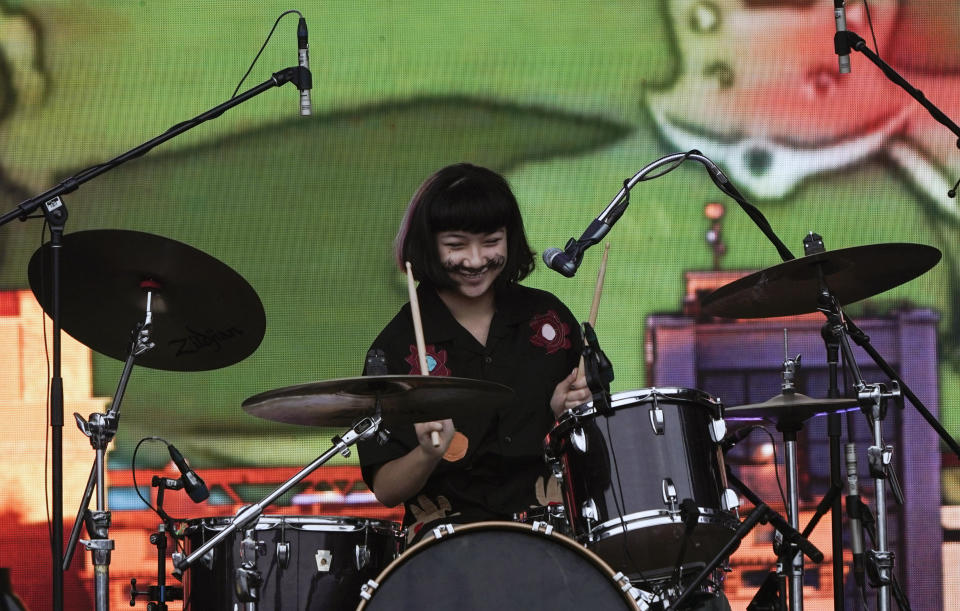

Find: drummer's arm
<box><xmin>370</xmin><ymin>419</ymin><xmax>454</xmax><ymax>507</ymax></box>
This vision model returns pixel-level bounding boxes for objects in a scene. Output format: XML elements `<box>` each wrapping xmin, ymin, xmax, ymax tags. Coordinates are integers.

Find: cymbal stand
<box><xmin>857</xmin><ymin>382</ymin><xmax>901</xmax><ymax>611</ymax></box>
<box><xmin>801</xmin><ymin>232</ymin><xmax>847</xmax><ymax>611</ymax></box>
<box><xmin>172</xmin><ymin>413</ymin><xmax>382</xmax><ymax>580</ymax></box>
<box><xmin>64</xmin><ymin>290</ymin><xmax>156</xmax><ymax>611</ymax></box>
<box><xmin>812</xmin><ymin>254</ymin><xmax>907</xmax><ymax>611</ymax></box>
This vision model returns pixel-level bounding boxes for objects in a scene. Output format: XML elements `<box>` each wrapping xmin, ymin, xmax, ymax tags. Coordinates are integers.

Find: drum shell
<box><xmin>356</xmin><ymin>521</ymin><xmax>638</xmax><ymax>610</ymax></box>
<box><xmin>548</xmin><ymin>388</ymin><xmax>738</xmax><ymax>578</ymax></box>
<box><xmin>184</xmin><ymin>515</ymin><xmax>402</xmax><ymax>611</ymax></box>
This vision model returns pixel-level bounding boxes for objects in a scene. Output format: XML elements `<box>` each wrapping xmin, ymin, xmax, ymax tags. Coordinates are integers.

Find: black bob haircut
<box><xmin>395</xmin><ymin>163</ymin><xmax>536</xmax><ymax>291</ymax></box>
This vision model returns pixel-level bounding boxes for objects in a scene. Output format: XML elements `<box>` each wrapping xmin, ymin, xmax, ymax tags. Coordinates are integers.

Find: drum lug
<box><xmin>355</xmin><ymin>543</ymin><xmax>371</xmax><ymax>571</ymax></box>
<box><xmin>571</xmin><ymin>427</ymin><xmax>588</xmax><ymax>453</ymax></box>
<box><xmin>708</xmin><ymin>417</ymin><xmax>726</xmax><ymax>443</ymax></box>
<box><xmin>581</xmin><ymin>498</ymin><xmax>598</xmax><ymax>523</ymax></box>
<box><xmin>648</xmin><ymin>404</ymin><xmax>665</xmax><ymax>435</ymax></box>
<box><xmin>548</xmin><ymin>458</ymin><xmax>564</xmax><ymax>482</ymax></box>
<box><xmin>721</xmin><ymin>488</ymin><xmax>741</xmax><ymax>511</ymax></box>
<box><xmin>661</xmin><ymin>478</ymin><xmax>678</xmax><ymax>511</ymax></box>
<box><xmin>276</xmin><ymin>541</ymin><xmax>290</xmax><ymax>570</ymax></box>
<box><xmin>315</xmin><ymin>549</ymin><xmax>332</xmax><ymax>572</ymax></box>
<box><xmin>359</xmin><ymin>579</ymin><xmax>379</xmax><ymax>601</ymax></box>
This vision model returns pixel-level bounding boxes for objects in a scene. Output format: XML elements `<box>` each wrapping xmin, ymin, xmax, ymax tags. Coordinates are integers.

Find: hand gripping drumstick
<box><xmin>579</xmin><ymin>243</ymin><xmax>611</xmax><ymax>378</ymax></box>
<box><xmin>405</xmin><ymin>262</ymin><xmax>442</xmax><ymax>448</ymax></box>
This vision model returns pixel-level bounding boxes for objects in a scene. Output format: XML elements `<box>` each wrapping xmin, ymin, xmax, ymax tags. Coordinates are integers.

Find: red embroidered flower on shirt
<box><xmin>529</xmin><ymin>310</ymin><xmax>571</xmax><ymax>354</ymax></box>
<box><xmin>405</xmin><ymin>344</ymin><xmax>451</xmax><ymax>376</ymax></box>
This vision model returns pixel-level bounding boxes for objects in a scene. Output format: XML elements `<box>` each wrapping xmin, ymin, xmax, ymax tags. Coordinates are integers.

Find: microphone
<box><xmin>297</xmin><ymin>17</ymin><xmax>312</xmax><ymax>116</ymax></box>
<box><xmin>719</xmin><ymin>425</ymin><xmax>754</xmax><ymax>452</ymax></box>
<box><xmin>168</xmin><ymin>444</ymin><xmax>210</xmax><ymax>503</ymax></box>
<box><xmin>845</xmin><ymin>443</ymin><xmax>866</xmax><ymax>590</ymax></box>
<box><xmin>542</xmin><ymin>247</ymin><xmax>578</xmax><ymax>277</ymax></box>
<box><xmin>834</xmin><ymin>0</ymin><xmax>852</xmax><ymax>74</ymax></box>
<box><xmin>543</xmin><ymin>218</ymin><xmax>613</xmax><ymax>278</ymax></box>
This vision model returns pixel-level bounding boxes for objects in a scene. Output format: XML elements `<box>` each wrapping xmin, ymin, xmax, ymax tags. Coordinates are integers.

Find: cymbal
<box><xmin>28</xmin><ymin>229</ymin><xmax>266</xmax><ymax>371</ymax></box>
<box><xmin>242</xmin><ymin>375</ymin><xmax>515</xmax><ymax>427</ymax></box>
<box><xmin>726</xmin><ymin>392</ymin><xmax>858</xmax><ymax>430</ymax></box>
<box><xmin>701</xmin><ymin>243</ymin><xmax>941</xmax><ymax>319</ymax></box>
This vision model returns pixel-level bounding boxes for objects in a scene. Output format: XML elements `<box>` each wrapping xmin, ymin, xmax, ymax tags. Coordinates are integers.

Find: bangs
<box><xmin>427</xmin><ymin>176</ymin><xmax>516</xmax><ymax>234</ymax></box>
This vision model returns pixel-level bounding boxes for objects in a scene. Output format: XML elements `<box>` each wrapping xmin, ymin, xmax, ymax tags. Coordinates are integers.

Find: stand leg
<box><xmin>783</xmin><ymin>434</ymin><xmax>804</xmax><ymax>611</ymax></box>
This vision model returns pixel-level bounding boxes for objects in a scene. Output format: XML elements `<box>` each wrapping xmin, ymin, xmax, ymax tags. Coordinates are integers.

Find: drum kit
<box><xmin>25</xmin><ymin>227</ymin><xmax>947</xmax><ymax>611</ymax></box>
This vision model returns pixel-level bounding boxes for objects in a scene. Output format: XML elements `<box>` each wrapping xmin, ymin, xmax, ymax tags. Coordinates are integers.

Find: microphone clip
<box><xmin>581</xmin><ymin>322</ymin><xmax>614</xmax><ymax>415</ymax></box>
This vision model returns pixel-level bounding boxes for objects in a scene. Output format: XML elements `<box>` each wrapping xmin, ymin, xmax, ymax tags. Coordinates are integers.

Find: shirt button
<box><xmin>504</xmin><ymin>436</ymin><xmax>512</xmax><ymax>444</ymax></box>
<box><xmin>484</xmin><ymin>356</ymin><xmax>493</xmax><ymax>364</ymax></box>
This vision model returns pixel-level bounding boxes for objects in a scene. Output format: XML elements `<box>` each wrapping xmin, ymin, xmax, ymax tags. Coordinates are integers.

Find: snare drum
<box><xmin>547</xmin><ymin>387</ymin><xmax>739</xmax><ymax>579</ymax></box>
<box><xmin>356</xmin><ymin>521</ymin><xmax>639</xmax><ymax>610</ymax></box>
<box><xmin>184</xmin><ymin>515</ymin><xmax>403</xmax><ymax>610</ymax></box>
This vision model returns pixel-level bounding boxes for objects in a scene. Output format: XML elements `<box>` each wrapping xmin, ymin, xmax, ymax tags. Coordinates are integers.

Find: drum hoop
<box><xmin>552</xmin><ymin>387</ymin><xmax>722</xmax><ymax>435</ymax></box>
<box><xmin>590</xmin><ymin>508</ymin><xmax>741</xmax><ymax>541</ymax></box>
<box><xmin>186</xmin><ymin>514</ymin><xmax>403</xmax><ymax>536</ymax></box>
<box><xmin>356</xmin><ymin>520</ymin><xmax>639</xmax><ymax>609</ymax></box>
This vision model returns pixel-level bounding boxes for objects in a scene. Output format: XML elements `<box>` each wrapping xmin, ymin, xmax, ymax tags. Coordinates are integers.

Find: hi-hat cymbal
<box><xmin>726</xmin><ymin>392</ymin><xmax>858</xmax><ymax>430</ymax></box>
<box><xmin>28</xmin><ymin>229</ymin><xmax>266</xmax><ymax>371</ymax></box>
<box><xmin>701</xmin><ymin>243</ymin><xmax>941</xmax><ymax>319</ymax></box>
<box><xmin>242</xmin><ymin>375</ymin><xmax>515</xmax><ymax>427</ymax></box>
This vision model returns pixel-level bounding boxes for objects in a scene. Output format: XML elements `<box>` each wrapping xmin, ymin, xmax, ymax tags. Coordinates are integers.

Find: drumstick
<box><xmin>405</xmin><ymin>262</ymin><xmax>441</xmax><ymax>448</ymax></box>
<box><xmin>579</xmin><ymin>243</ymin><xmax>611</xmax><ymax>379</ymax></box>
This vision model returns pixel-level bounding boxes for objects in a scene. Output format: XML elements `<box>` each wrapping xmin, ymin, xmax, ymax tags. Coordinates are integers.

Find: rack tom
<box><xmin>546</xmin><ymin>387</ymin><xmax>739</xmax><ymax>580</ymax></box>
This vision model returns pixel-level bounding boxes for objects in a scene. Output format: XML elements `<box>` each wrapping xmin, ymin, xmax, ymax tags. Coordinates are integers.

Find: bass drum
<box><xmin>356</xmin><ymin>521</ymin><xmax>639</xmax><ymax>610</ymax></box>
<box><xmin>184</xmin><ymin>515</ymin><xmax>403</xmax><ymax>610</ymax></box>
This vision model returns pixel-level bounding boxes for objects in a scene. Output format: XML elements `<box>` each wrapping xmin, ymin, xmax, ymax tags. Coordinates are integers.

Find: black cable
<box><xmin>862</xmin><ymin>1</ymin><xmax>881</xmax><ymax>58</ymax></box>
<box><xmin>231</xmin><ymin>9</ymin><xmax>303</xmax><ymax>99</ymax></box>
<box><xmin>762</xmin><ymin>426</ymin><xmax>789</xmax><ymax>513</ymax></box>
<box><xmin>131</xmin><ymin>435</ymin><xmax>190</xmax><ymax>526</ymax></box>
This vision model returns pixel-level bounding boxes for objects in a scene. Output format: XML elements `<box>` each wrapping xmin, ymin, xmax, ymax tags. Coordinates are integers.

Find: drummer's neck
<box><xmin>436</xmin><ymin>288</ymin><xmax>496</xmax><ymax>344</ymax></box>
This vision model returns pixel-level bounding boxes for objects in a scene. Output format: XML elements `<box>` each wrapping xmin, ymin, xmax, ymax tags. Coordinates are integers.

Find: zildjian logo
<box><xmin>169</xmin><ymin>326</ymin><xmax>244</xmax><ymax>356</ymax></box>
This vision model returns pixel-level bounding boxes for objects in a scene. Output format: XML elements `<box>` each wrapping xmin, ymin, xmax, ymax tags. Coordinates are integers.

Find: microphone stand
<box><xmin>834</xmin><ymin>29</ymin><xmax>960</xmax><ymax>193</ymax></box>
<box><xmin>0</xmin><ymin>64</ymin><xmax>310</xmax><ymax>611</ymax></box>
<box><xmin>171</xmin><ymin>414</ymin><xmax>381</xmax><ymax>580</ymax></box>
<box><xmin>544</xmin><ymin>151</ymin><xmax>795</xmax><ymax>277</ymax></box>
<box><xmin>670</xmin><ymin>468</ymin><xmax>824</xmax><ymax>611</ymax></box>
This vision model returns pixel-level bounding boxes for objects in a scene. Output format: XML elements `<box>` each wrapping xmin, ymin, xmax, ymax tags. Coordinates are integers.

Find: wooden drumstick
<box><xmin>579</xmin><ymin>243</ymin><xmax>611</xmax><ymax>378</ymax></box>
<box><xmin>405</xmin><ymin>262</ymin><xmax>441</xmax><ymax>448</ymax></box>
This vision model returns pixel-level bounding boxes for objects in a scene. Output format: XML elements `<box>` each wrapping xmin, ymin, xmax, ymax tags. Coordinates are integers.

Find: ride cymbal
<box><xmin>701</xmin><ymin>243</ymin><xmax>941</xmax><ymax>319</ymax></box>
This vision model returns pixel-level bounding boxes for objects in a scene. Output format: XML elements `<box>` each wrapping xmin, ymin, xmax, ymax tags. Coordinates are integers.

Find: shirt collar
<box><xmin>416</xmin><ymin>284</ymin><xmax>530</xmax><ymax>345</ymax></box>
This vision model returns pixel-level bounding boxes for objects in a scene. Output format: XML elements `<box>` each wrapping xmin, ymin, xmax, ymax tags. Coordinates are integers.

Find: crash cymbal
<box><xmin>725</xmin><ymin>392</ymin><xmax>858</xmax><ymax>430</ymax></box>
<box><xmin>28</xmin><ymin>229</ymin><xmax>265</xmax><ymax>371</ymax></box>
<box><xmin>242</xmin><ymin>375</ymin><xmax>514</xmax><ymax>427</ymax></box>
<box><xmin>701</xmin><ymin>243</ymin><xmax>941</xmax><ymax>319</ymax></box>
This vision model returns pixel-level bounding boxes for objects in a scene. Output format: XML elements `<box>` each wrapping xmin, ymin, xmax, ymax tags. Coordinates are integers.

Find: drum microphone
<box><xmin>297</xmin><ymin>16</ymin><xmax>312</xmax><ymax>116</ymax></box>
<box><xmin>845</xmin><ymin>443</ymin><xmax>867</xmax><ymax>591</ymax></box>
<box><xmin>834</xmin><ymin>0</ymin><xmax>852</xmax><ymax>74</ymax></box>
<box><xmin>544</xmin><ymin>205</ymin><xmax>627</xmax><ymax>278</ymax></box>
<box><xmin>168</xmin><ymin>444</ymin><xmax>210</xmax><ymax>503</ymax></box>
<box><xmin>719</xmin><ymin>425</ymin><xmax>754</xmax><ymax>452</ymax></box>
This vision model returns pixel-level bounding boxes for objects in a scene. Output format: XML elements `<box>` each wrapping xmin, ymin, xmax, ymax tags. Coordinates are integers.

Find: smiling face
<box><xmin>436</xmin><ymin>227</ymin><xmax>508</xmax><ymax>299</ymax></box>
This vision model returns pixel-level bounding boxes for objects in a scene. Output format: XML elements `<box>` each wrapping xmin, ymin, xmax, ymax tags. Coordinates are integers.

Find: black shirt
<box><xmin>357</xmin><ymin>283</ymin><xmax>582</xmax><ymax>542</ymax></box>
